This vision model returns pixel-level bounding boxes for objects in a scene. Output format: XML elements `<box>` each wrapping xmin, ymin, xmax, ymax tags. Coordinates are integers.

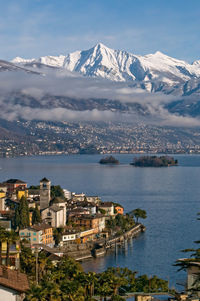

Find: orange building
<box><xmin>115</xmin><ymin>206</ymin><xmax>124</xmax><ymax>215</ymax></box>
<box><xmin>69</xmin><ymin>215</ymin><xmax>105</xmax><ymax>233</ymax></box>
<box><xmin>32</xmin><ymin>224</ymin><xmax>54</xmax><ymax>246</ymax></box>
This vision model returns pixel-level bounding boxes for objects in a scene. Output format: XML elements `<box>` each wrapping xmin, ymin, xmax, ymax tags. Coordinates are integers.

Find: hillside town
<box><xmin>0</xmin><ymin>178</ymin><xmax>199</xmax><ymax>300</ymax></box>
<box><xmin>1</xmin><ymin>120</ymin><xmax>200</xmax><ymax>158</ymax></box>
<box><xmin>0</xmin><ymin>177</ymin><xmax>149</xmax><ymax>300</ymax></box>
<box><xmin>0</xmin><ymin>177</ymin><xmax>132</xmax><ymax>249</ymax></box>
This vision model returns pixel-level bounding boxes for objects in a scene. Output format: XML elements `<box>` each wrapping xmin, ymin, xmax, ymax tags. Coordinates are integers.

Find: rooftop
<box><xmin>0</xmin><ymin>265</ymin><xmax>29</xmax><ymax>293</ymax></box>
<box><xmin>50</xmin><ymin>204</ymin><xmax>63</xmax><ymax>212</ymax></box>
<box><xmin>40</xmin><ymin>177</ymin><xmax>50</xmax><ymax>183</ymax></box>
<box><xmin>4</xmin><ymin>179</ymin><xmax>26</xmax><ymax>184</ymax></box>
<box><xmin>32</xmin><ymin>223</ymin><xmax>52</xmax><ymax>231</ymax></box>
<box><xmin>99</xmin><ymin>202</ymin><xmax>113</xmax><ymax>207</ymax></box>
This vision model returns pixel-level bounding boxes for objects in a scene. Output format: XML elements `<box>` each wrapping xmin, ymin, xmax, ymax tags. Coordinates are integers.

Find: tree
<box><xmin>131</xmin><ymin>208</ymin><xmax>147</xmax><ymax>223</ymax></box>
<box><xmin>51</xmin><ymin>185</ymin><xmax>64</xmax><ymax>199</ymax></box>
<box><xmin>103</xmin><ymin>267</ymin><xmax>129</xmax><ymax>297</ymax></box>
<box><xmin>0</xmin><ymin>227</ymin><xmax>19</xmax><ymax>267</ymax></box>
<box><xmin>32</xmin><ymin>204</ymin><xmax>41</xmax><ymax>225</ymax></box>
<box><xmin>25</xmin><ymin>284</ymin><xmax>46</xmax><ymax>301</ymax></box>
<box><xmin>20</xmin><ymin>243</ymin><xmax>36</xmax><ymax>276</ymax></box>
<box><xmin>53</xmin><ymin>227</ymin><xmax>64</xmax><ymax>246</ymax></box>
<box><xmin>14</xmin><ymin>196</ymin><xmax>30</xmax><ymax>230</ymax></box>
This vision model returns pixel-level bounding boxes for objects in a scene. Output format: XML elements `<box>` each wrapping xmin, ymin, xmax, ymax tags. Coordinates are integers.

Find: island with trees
<box><xmin>130</xmin><ymin>155</ymin><xmax>178</xmax><ymax>167</ymax></box>
<box><xmin>99</xmin><ymin>155</ymin><xmax>119</xmax><ymax>164</ymax></box>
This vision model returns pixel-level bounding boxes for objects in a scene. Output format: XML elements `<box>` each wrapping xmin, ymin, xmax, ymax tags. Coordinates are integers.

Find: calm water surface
<box><xmin>0</xmin><ymin>154</ymin><xmax>199</xmax><ymax>289</ymax></box>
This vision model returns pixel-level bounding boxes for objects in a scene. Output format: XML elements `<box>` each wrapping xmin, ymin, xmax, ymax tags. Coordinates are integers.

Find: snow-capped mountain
<box><xmin>12</xmin><ymin>55</ymin><xmax>66</xmax><ymax>68</ymax></box>
<box><xmin>12</xmin><ymin>43</ymin><xmax>200</xmax><ymax>90</ymax></box>
<box><xmin>0</xmin><ymin>59</ymin><xmax>40</xmax><ymax>74</ymax></box>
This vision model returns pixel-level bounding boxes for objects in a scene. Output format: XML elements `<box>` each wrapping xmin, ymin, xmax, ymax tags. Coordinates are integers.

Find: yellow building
<box><xmin>17</xmin><ymin>188</ymin><xmax>29</xmax><ymax>201</ymax></box>
<box><xmin>19</xmin><ymin>224</ymin><xmax>54</xmax><ymax>247</ymax></box>
<box><xmin>0</xmin><ymin>189</ymin><xmax>6</xmax><ymax>198</ymax></box>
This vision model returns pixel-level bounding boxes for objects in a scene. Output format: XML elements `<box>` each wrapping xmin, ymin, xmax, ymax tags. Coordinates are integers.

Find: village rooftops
<box><xmin>76</xmin><ymin>201</ymin><xmax>96</xmax><ymax>207</ymax></box>
<box><xmin>49</xmin><ymin>204</ymin><xmax>64</xmax><ymax>212</ymax></box>
<box><xmin>18</xmin><ymin>224</ymin><xmax>53</xmax><ymax>233</ymax></box>
<box><xmin>31</xmin><ymin>223</ymin><xmax>52</xmax><ymax>231</ymax></box>
<box><xmin>40</xmin><ymin>204</ymin><xmax>64</xmax><ymax>212</ymax></box>
<box><xmin>0</xmin><ymin>265</ymin><xmax>29</xmax><ymax>293</ymax></box>
<box><xmin>4</xmin><ymin>179</ymin><xmax>26</xmax><ymax>184</ymax></box>
<box><xmin>69</xmin><ymin>208</ymin><xmax>90</xmax><ymax>213</ymax></box>
<box><xmin>51</xmin><ymin>197</ymin><xmax>65</xmax><ymax>204</ymax></box>
<box><xmin>72</xmin><ymin>214</ymin><xmax>105</xmax><ymax>219</ymax></box>
<box><xmin>63</xmin><ymin>230</ymin><xmax>79</xmax><ymax>235</ymax></box>
<box><xmin>99</xmin><ymin>202</ymin><xmax>113</xmax><ymax>207</ymax></box>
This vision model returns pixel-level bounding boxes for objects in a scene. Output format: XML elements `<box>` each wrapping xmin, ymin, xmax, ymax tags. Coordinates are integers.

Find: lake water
<box><xmin>0</xmin><ymin>153</ymin><xmax>199</xmax><ymax>289</ymax></box>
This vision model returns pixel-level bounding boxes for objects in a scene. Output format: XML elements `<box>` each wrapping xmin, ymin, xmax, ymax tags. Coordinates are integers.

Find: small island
<box><xmin>130</xmin><ymin>155</ymin><xmax>178</xmax><ymax>167</ymax></box>
<box><xmin>99</xmin><ymin>155</ymin><xmax>119</xmax><ymax>164</ymax></box>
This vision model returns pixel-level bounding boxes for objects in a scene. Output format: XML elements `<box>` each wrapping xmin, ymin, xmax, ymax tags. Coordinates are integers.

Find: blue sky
<box><xmin>1</xmin><ymin>0</ymin><xmax>200</xmax><ymax>62</ymax></box>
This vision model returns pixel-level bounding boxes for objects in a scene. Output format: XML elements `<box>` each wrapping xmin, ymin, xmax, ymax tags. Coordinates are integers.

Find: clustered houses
<box><xmin>0</xmin><ymin>177</ymin><xmax>124</xmax><ymax>249</ymax></box>
<box><xmin>19</xmin><ymin>224</ymin><xmax>54</xmax><ymax>247</ymax></box>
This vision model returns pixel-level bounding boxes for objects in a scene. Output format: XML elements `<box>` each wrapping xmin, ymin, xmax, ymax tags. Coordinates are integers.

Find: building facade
<box><xmin>3</xmin><ymin>179</ymin><xmax>27</xmax><ymax>195</ymax></box>
<box><xmin>19</xmin><ymin>224</ymin><xmax>53</xmax><ymax>246</ymax></box>
<box><xmin>41</xmin><ymin>204</ymin><xmax>66</xmax><ymax>228</ymax></box>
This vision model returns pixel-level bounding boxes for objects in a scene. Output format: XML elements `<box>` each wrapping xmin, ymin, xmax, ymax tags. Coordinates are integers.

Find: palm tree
<box><xmin>96</xmin><ymin>272</ymin><xmax>112</xmax><ymax>300</ymax></box>
<box><xmin>60</xmin><ymin>279</ymin><xmax>85</xmax><ymax>301</ymax></box>
<box><xmin>79</xmin><ymin>271</ymin><xmax>97</xmax><ymax>300</ymax></box>
<box><xmin>104</xmin><ymin>267</ymin><xmax>129</xmax><ymax>296</ymax></box>
<box><xmin>25</xmin><ymin>284</ymin><xmax>46</xmax><ymax>301</ymax></box>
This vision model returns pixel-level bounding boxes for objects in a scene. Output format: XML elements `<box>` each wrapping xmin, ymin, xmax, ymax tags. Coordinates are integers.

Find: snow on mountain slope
<box><xmin>12</xmin><ymin>55</ymin><xmax>65</xmax><ymax>68</ymax></box>
<box><xmin>0</xmin><ymin>60</ymin><xmax>41</xmax><ymax>74</ymax></box>
<box><xmin>11</xmin><ymin>43</ymin><xmax>200</xmax><ymax>93</ymax></box>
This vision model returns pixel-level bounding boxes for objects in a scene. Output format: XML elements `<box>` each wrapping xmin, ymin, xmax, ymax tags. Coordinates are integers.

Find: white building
<box><xmin>41</xmin><ymin>204</ymin><xmax>66</xmax><ymax>228</ymax></box>
<box><xmin>63</xmin><ymin>189</ymin><xmax>72</xmax><ymax>200</ymax></box>
<box><xmin>62</xmin><ymin>232</ymin><xmax>78</xmax><ymax>243</ymax></box>
<box><xmin>98</xmin><ymin>202</ymin><xmax>114</xmax><ymax>216</ymax></box>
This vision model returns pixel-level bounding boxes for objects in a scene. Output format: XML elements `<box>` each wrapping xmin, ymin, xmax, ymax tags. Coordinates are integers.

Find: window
<box><xmin>33</xmin><ymin>238</ymin><xmax>36</xmax><ymax>241</ymax></box>
<box><xmin>33</xmin><ymin>232</ymin><xmax>36</xmax><ymax>235</ymax></box>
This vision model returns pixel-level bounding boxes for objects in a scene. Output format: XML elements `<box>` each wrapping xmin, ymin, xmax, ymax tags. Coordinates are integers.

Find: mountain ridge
<box><xmin>12</xmin><ymin>43</ymin><xmax>200</xmax><ymax>84</ymax></box>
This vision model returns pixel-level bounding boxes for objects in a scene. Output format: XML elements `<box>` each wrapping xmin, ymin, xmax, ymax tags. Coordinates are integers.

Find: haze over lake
<box><xmin>1</xmin><ymin>154</ymin><xmax>199</xmax><ymax>288</ymax></box>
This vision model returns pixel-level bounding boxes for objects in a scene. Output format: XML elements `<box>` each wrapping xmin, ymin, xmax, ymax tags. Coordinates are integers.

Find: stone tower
<box><xmin>40</xmin><ymin>177</ymin><xmax>51</xmax><ymax>210</ymax></box>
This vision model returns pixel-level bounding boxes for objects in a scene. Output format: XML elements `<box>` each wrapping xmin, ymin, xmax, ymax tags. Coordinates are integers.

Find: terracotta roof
<box><xmin>0</xmin><ymin>265</ymin><xmax>29</xmax><ymax>293</ymax></box>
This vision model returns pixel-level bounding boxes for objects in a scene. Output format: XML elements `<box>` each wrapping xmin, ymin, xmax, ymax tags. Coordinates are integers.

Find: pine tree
<box><xmin>14</xmin><ymin>196</ymin><xmax>30</xmax><ymax>230</ymax></box>
<box><xmin>14</xmin><ymin>207</ymin><xmax>20</xmax><ymax>230</ymax></box>
<box><xmin>32</xmin><ymin>205</ymin><xmax>41</xmax><ymax>225</ymax></box>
